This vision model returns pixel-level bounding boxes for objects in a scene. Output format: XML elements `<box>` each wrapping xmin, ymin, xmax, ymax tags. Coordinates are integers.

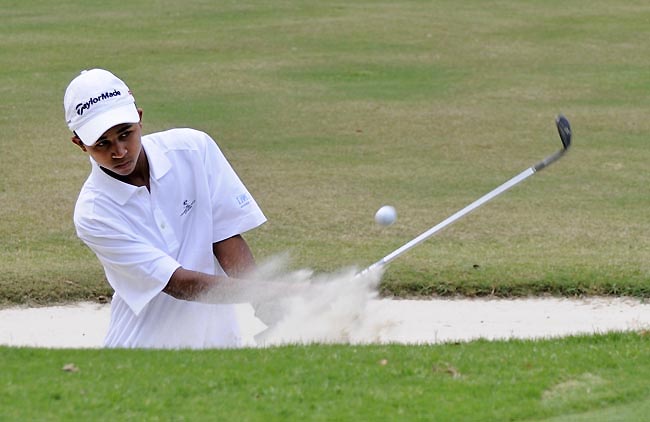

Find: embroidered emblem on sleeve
<box><xmin>235</xmin><ymin>193</ymin><xmax>251</xmax><ymax>208</ymax></box>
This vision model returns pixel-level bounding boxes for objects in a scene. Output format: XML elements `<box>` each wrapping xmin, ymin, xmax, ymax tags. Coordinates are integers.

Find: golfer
<box><xmin>64</xmin><ymin>69</ymin><xmax>268</xmax><ymax>348</ymax></box>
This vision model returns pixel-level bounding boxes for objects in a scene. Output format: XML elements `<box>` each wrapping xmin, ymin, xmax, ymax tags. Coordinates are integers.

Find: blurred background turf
<box><xmin>1</xmin><ymin>0</ymin><xmax>649</xmax><ymax>304</ymax></box>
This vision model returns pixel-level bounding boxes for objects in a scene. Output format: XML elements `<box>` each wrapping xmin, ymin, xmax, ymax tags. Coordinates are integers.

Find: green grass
<box><xmin>1</xmin><ymin>332</ymin><xmax>650</xmax><ymax>421</ymax></box>
<box><xmin>2</xmin><ymin>1</ymin><xmax>650</xmax><ymax>305</ymax></box>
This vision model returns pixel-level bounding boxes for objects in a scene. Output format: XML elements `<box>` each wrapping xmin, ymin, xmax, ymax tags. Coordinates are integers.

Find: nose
<box><xmin>112</xmin><ymin>143</ymin><xmax>128</xmax><ymax>159</ymax></box>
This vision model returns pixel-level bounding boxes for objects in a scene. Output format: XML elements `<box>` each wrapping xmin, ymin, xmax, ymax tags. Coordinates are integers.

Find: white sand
<box><xmin>0</xmin><ymin>302</ymin><xmax>110</xmax><ymax>348</ymax></box>
<box><xmin>2</xmin><ymin>296</ymin><xmax>649</xmax><ymax>348</ymax></box>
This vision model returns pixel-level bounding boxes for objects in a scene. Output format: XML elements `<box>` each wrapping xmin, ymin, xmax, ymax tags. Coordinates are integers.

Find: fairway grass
<box><xmin>1</xmin><ymin>2</ymin><xmax>649</xmax><ymax>302</ymax></box>
<box><xmin>2</xmin><ymin>332</ymin><xmax>649</xmax><ymax>421</ymax></box>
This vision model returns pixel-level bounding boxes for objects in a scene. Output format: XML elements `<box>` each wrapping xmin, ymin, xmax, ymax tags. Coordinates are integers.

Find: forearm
<box><xmin>164</xmin><ymin>234</ymin><xmax>256</xmax><ymax>301</ymax></box>
<box><xmin>163</xmin><ymin>266</ymin><xmax>281</xmax><ymax>305</ymax></box>
<box><xmin>162</xmin><ymin>267</ymin><xmax>220</xmax><ymax>301</ymax></box>
<box><xmin>213</xmin><ymin>235</ymin><xmax>256</xmax><ymax>277</ymax></box>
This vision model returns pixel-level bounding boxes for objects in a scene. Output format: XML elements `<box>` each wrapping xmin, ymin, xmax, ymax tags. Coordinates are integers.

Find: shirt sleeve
<box><xmin>75</xmin><ymin>214</ymin><xmax>181</xmax><ymax>315</ymax></box>
<box><xmin>199</xmin><ymin>132</ymin><xmax>267</xmax><ymax>242</ymax></box>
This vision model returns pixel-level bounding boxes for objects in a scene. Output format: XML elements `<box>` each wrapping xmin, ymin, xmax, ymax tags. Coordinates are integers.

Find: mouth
<box><xmin>113</xmin><ymin>160</ymin><xmax>132</xmax><ymax>172</ymax></box>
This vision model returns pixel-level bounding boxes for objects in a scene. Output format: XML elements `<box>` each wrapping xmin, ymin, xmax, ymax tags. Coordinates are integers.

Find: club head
<box><xmin>555</xmin><ymin>114</ymin><xmax>572</xmax><ymax>150</ymax></box>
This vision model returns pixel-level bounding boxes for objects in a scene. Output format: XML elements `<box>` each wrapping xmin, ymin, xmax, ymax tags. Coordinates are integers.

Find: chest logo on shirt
<box><xmin>180</xmin><ymin>199</ymin><xmax>196</xmax><ymax>216</ymax></box>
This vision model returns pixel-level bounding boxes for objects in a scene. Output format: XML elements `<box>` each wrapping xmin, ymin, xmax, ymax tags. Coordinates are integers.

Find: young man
<box><xmin>64</xmin><ymin>69</ymin><xmax>268</xmax><ymax>348</ymax></box>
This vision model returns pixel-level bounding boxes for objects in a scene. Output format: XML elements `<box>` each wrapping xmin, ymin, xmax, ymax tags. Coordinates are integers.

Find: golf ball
<box><xmin>375</xmin><ymin>205</ymin><xmax>397</xmax><ymax>226</ymax></box>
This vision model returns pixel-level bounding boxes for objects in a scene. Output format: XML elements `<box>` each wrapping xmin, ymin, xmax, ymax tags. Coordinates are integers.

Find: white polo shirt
<box><xmin>73</xmin><ymin>128</ymin><xmax>267</xmax><ymax>348</ymax></box>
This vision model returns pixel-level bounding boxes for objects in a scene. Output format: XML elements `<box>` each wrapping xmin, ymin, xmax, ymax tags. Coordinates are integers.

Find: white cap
<box><xmin>64</xmin><ymin>69</ymin><xmax>140</xmax><ymax>146</ymax></box>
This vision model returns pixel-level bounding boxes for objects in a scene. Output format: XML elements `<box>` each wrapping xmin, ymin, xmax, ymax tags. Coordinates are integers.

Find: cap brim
<box><xmin>76</xmin><ymin>103</ymin><xmax>140</xmax><ymax>146</ymax></box>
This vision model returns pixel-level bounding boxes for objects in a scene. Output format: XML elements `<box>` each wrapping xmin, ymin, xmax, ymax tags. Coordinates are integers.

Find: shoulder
<box><xmin>143</xmin><ymin>128</ymin><xmax>217</xmax><ymax>152</ymax></box>
<box><xmin>73</xmin><ymin>185</ymin><xmax>115</xmax><ymax>233</ymax></box>
<box><xmin>73</xmin><ymin>184</ymin><xmax>97</xmax><ymax>219</ymax></box>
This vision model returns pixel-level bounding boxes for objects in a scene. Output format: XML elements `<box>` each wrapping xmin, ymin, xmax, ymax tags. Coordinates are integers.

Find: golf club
<box><xmin>358</xmin><ymin>114</ymin><xmax>572</xmax><ymax>276</ymax></box>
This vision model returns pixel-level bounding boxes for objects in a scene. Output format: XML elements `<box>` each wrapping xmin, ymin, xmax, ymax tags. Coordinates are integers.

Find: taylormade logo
<box><xmin>75</xmin><ymin>89</ymin><xmax>121</xmax><ymax>116</ymax></box>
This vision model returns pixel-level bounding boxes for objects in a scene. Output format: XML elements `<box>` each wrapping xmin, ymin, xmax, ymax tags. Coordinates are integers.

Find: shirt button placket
<box><xmin>152</xmin><ymin>203</ymin><xmax>180</xmax><ymax>253</ymax></box>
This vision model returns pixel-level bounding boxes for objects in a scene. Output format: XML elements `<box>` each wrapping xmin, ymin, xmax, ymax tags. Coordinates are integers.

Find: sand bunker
<box><xmin>3</xmin><ymin>260</ymin><xmax>649</xmax><ymax>348</ymax></box>
<box><xmin>2</xmin><ymin>296</ymin><xmax>649</xmax><ymax>348</ymax></box>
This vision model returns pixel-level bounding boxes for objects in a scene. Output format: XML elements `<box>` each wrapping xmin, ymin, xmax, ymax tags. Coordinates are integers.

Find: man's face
<box><xmin>73</xmin><ymin>112</ymin><xmax>143</xmax><ymax>177</ymax></box>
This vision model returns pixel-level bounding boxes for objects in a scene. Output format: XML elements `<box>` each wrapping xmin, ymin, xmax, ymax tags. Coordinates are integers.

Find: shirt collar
<box><xmin>88</xmin><ymin>137</ymin><xmax>172</xmax><ymax>206</ymax></box>
<box><xmin>143</xmin><ymin>137</ymin><xmax>171</xmax><ymax>181</ymax></box>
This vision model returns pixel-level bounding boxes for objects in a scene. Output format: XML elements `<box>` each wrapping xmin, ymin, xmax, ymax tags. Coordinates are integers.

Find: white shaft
<box><xmin>365</xmin><ymin>166</ymin><xmax>536</xmax><ymax>273</ymax></box>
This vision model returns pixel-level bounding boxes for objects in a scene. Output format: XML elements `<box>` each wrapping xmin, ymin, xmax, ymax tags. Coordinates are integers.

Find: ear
<box><xmin>137</xmin><ymin>108</ymin><xmax>143</xmax><ymax>127</ymax></box>
<box><xmin>71</xmin><ymin>135</ymin><xmax>88</xmax><ymax>152</ymax></box>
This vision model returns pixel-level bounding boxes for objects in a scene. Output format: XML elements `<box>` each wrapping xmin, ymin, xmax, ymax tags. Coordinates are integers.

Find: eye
<box><xmin>95</xmin><ymin>140</ymin><xmax>108</xmax><ymax>148</ymax></box>
<box><xmin>119</xmin><ymin>131</ymin><xmax>131</xmax><ymax>139</ymax></box>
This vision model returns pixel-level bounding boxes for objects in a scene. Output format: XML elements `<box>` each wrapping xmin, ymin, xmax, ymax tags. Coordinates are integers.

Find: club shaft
<box><xmin>362</xmin><ymin>167</ymin><xmax>536</xmax><ymax>274</ymax></box>
<box><xmin>358</xmin><ymin>115</ymin><xmax>572</xmax><ymax>277</ymax></box>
